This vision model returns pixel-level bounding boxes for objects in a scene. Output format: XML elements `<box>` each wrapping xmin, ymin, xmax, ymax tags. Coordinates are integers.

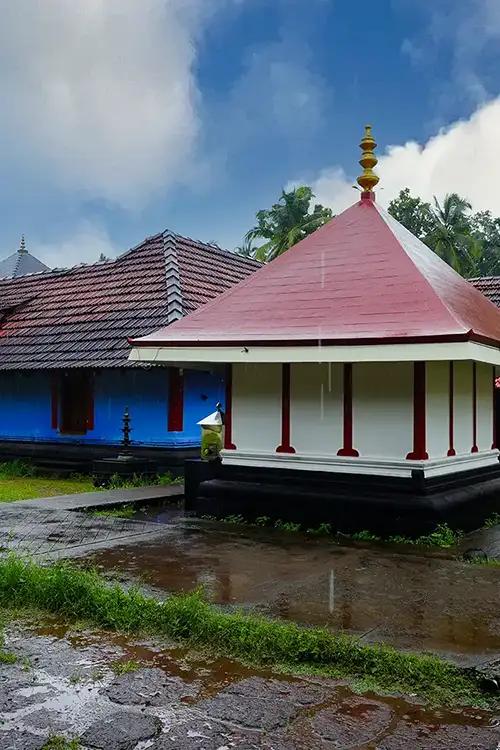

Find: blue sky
<box><xmin>1</xmin><ymin>0</ymin><xmax>500</xmax><ymax>266</ymax></box>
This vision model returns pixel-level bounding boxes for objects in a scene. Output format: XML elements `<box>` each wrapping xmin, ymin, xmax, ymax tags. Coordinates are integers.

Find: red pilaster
<box><xmin>337</xmin><ymin>363</ymin><xmax>359</xmax><ymax>457</ymax></box>
<box><xmin>447</xmin><ymin>362</ymin><xmax>456</xmax><ymax>456</ymax></box>
<box><xmin>168</xmin><ymin>367</ymin><xmax>184</xmax><ymax>432</ymax></box>
<box><xmin>493</xmin><ymin>366</ymin><xmax>497</xmax><ymax>450</ymax></box>
<box><xmin>86</xmin><ymin>372</ymin><xmax>95</xmax><ymax>431</ymax></box>
<box><xmin>224</xmin><ymin>364</ymin><xmax>236</xmax><ymax>450</ymax></box>
<box><xmin>51</xmin><ymin>376</ymin><xmax>59</xmax><ymax>430</ymax></box>
<box><xmin>471</xmin><ymin>362</ymin><xmax>478</xmax><ymax>453</ymax></box>
<box><xmin>406</xmin><ymin>362</ymin><xmax>429</xmax><ymax>460</ymax></box>
<box><xmin>276</xmin><ymin>363</ymin><xmax>295</xmax><ymax>453</ymax></box>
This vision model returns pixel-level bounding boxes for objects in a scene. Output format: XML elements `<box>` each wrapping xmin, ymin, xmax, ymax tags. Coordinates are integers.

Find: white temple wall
<box><xmin>232</xmin><ymin>363</ymin><xmax>281</xmax><ymax>452</ymax></box>
<box><xmin>477</xmin><ymin>361</ymin><xmax>493</xmax><ymax>451</ymax></box>
<box><xmin>290</xmin><ymin>363</ymin><xmax>343</xmax><ymax>455</ymax></box>
<box><xmin>352</xmin><ymin>362</ymin><xmax>413</xmax><ymax>459</ymax></box>
<box><xmin>225</xmin><ymin>360</ymin><xmax>497</xmax><ymax>477</ymax></box>
<box><xmin>426</xmin><ymin>361</ymin><xmax>450</xmax><ymax>459</ymax></box>
<box><xmin>454</xmin><ymin>361</ymin><xmax>473</xmax><ymax>454</ymax></box>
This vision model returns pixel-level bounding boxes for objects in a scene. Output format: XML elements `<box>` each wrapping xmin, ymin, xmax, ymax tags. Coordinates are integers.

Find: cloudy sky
<box><xmin>1</xmin><ymin>0</ymin><xmax>499</xmax><ymax>267</ymax></box>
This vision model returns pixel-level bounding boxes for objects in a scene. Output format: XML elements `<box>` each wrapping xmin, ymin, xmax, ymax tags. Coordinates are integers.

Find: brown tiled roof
<box><xmin>0</xmin><ymin>231</ymin><xmax>260</xmax><ymax>370</ymax></box>
<box><xmin>469</xmin><ymin>276</ymin><xmax>500</xmax><ymax>307</ymax></box>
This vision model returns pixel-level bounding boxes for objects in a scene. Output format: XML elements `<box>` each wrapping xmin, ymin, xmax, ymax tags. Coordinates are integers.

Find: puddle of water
<box><xmin>3</xmin><ymin>617</ymin><xmax>499</xmax><ymax>749</ymax></box>
<box><xmin>85</xmin><ymin>523</ymin><xmax>500</xmax><ymax>664</ymax></box>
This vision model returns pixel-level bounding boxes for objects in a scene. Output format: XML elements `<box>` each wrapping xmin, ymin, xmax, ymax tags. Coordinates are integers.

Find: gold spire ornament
<box><xmin>357</xmin><ymin>124</ymin><xmax>379</xmax><ymax>195</ymax></box>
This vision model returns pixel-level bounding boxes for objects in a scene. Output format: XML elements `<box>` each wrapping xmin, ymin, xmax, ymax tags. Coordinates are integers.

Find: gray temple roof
<box><xmin>0</xmin><ymin>237</ymin><xmax>50</xmax><ymax>278</ymax></box>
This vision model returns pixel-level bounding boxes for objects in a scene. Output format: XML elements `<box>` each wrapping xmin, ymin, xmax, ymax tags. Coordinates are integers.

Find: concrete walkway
<box><xmin>15</xmin><ymin>483</ymin><xmax>184</xmax><ymax>511</ymax></box>
<box><xmin>0</xmin><ymin>484</ymin><xmax>185</xmax><ymax>558</ymax></box>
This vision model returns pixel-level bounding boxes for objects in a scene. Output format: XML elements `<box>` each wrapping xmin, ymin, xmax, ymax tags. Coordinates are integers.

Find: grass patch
<box><xmin>0</xmin><ymin>476</ymin><xmax>94</xmax><ymax>503</ymax></box>
<box><xmin>0</xmin><ymin>555</ymin><xmax>494</xmax><ymax>708</ymax></box>
<box><xmin>484</xmin><ymin>513</ymin><xmax>500</xmax><ymax>528</ymax></box>
<box><xmin>41</xmin><ymin>737</ymin><xmax>81</xmax><ymax>750</ymax></box>
<box><xmin>103</xmin><ymin>472</ymin><xmax>182</xmax><ymax>490</ymax></box>
<box><xmin>466</xmin><ymin>557</ymin><xmax>500</xmax><ymax>568</ymax></box>
<box><xmin>91</xmin><ymin>505</ymin><xmax>136</xmax><ymax>519</ymax></box>
<box><xmin>110</xmin><ymin>659</ymin><xmax>141</xmax><ymax>675</ymax></box>
<box><xmin>206</xmin><ymin>513</ymin><xmax>465</xmax><ymax>550</ymax></box>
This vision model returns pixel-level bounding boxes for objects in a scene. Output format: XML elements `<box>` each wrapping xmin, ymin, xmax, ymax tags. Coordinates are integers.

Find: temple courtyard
<box><xmin>0</xmin><ymin>487</ymin><xmax>499</xmax><ymax>749</ymax></box>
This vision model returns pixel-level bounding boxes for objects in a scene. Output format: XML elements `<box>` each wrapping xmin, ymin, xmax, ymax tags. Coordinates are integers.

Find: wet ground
<box><xmin>1</xmin><ymin>617</ymin><xmax>499</xmax><ymax>750</ymax></box>
<box><xmin>1</xmin><ymin>493</ymin><xmax>500</xmax><ymax>747</ymax></box>
<box><xmin>86</xmin><ymin>514</ymin><xmax>500</xmax><ymax>667</ymax></box>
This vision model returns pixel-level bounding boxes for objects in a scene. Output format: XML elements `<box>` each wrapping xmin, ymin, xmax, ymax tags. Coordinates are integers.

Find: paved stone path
<box><xmin>1</xmin><ymin>622</ymin><xmax>499</xmax><ymax>750</ymax></box>
<box><xmin>14</xmin><ymin>483</ymin><xmax>183</xmax><ymax>511</ymax></box>
<box><xmin>0</xmin><ymin>485</ymin><xmax>183</xmax><ymax>558</ymax></box>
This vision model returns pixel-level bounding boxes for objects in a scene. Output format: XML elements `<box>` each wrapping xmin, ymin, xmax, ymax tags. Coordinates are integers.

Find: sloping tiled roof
<box><xmin>0</xmin><ymin>250</ymin><xmax>50</xmax><ymax>278</ymax></box>
<box><xmin>131</xmin><ymin>197</ymin><xmax>500</xmax><ymax>348</ymax></box>
<box><xmin>470</xmin><ymin>276</ymin><xmax>500</xmax><ymax>308</ymax></box>
<box><xmin>0</xmin><ymin>232</ymin><xmax>260</xmax><ymax>370</ymax></box>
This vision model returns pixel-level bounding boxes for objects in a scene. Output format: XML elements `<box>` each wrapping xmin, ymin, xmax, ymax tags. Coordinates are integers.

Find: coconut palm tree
<box><xmin>426</xmin><ymin>194</ymin><xmax>480</xmax><ymax>277</ymax></box>
<box><xmin>245</xmin><ymin>186</ymin><xmax>333</xmax><ymax>262</ymax></box>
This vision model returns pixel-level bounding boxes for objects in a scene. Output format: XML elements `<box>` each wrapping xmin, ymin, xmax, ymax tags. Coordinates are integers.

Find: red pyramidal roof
<box><xmin>130</xmin><ymin>196</ymin><xmax>500</xmax><ymax>349</ymax></box>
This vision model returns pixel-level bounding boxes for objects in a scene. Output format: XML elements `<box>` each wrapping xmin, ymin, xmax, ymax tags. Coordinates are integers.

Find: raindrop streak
<box><xmin>329</xmin><ymin>569</ymin><xmax>335</xmax><ymax>613</ymax></box>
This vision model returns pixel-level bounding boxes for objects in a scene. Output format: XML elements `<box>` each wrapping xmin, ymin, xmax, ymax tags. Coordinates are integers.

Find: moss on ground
<box><xmin>0</xmin><ymin>554</ymin><xmax>495</xmax><ymax>709</ymax></box>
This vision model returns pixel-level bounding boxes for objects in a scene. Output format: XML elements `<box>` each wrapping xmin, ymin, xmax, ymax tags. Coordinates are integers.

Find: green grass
<box><xmin>209</xmin><ymin>513</ymin><xmax>465</xmax><ymax>550</ymax></box>
<box><xmin>91</xmin><ymin>505</ymin><xmax>136</xmax><ymax>519</ymax></box>
<box><xmin>0</xmin><ymin>555</ymin><xmax>494</xmax><ymax>708</ymax></box>
<box><xmin>41</xmin><ymin>737</ymin><xmax>81</xmax><ymax>750</ymax></box>
<box><xmin>484</xmin><ymin>513</ymin><xmax>500</xmax><ymax>528</ymax></box>
<box><xmin>110</xmin><ymin>659</ymin><xmax>141</xmax><ymax>675</ymax></box>
<box><xmin>0</xmin><ymin>476</ymin><xmax>94</xmax><ymax>503</ymax></box>
<box><xmin>104</xmin><ymin>472</ymin><xmax>182</xmax><ymax>490</ymax></box>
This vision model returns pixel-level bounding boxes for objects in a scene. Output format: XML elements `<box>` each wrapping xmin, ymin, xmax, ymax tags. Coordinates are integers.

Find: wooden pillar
<box><xmin>406</xmin><ymin>362</ymin><xmax>429</xmax><ymax>460</ymax></box>
<box><xmin>276</xmin><ymin>363</ymin><xmax>295</xmax><ymax>453</ymax></box>
<box><xmin>493</xmin><ymin>366</ymin><xmax>497</xmax><ymax>450</ymax></box>
<box><xmin>337</xmin><ymin>363</ymin><xmax>359</xmax><ymax>457</ymax></box>
<box><xmin>447</xmin><ymin>362</ymin><xmax>456</xmax><ymax>456</ymax></box>
<box><xmin>51</xmin><ymin>374</ymin><xmax>59</xmax><ymax>430</ymax></box>
<box><xmin>167</xmin><ymin>367</ymin><xmax>184</xmax><ymax>432</ymax></box>
<box><xmin>224</xmin><ymin>364</ymin><xmax>236</xmax><ymax>450</ymax></box>
<box><xmin>471</xmin><ymin>362</ymin><xmax>478</xmax><ymax>453</ymax></box>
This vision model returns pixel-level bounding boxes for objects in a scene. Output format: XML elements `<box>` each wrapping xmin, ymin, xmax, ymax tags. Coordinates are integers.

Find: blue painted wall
<box><xmin>0</xmin><ymin>368</ymin><xmax>225</xmax><ymax>448</ymax></box>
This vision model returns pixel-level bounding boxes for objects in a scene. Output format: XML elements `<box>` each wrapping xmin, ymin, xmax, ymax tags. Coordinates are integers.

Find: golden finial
<box><xmin>357</xmin><ymin>124</ymin><xmax>379</xmax><ymax>196</ymax></box>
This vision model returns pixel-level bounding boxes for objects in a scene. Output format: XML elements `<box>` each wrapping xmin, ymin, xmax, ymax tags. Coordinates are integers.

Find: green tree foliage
<box><xmin>387</xmin><ymin>188</ymin><xmax>434</xmax><ymax>240</ymax></box>
<box><xmin>244</xmin><ymin>186</ymin><xmax>333</xmax><ymax>262</ymax></box>
<box><xmin>388</xmin><ymin>188</ymin><xmax>500</xmax><ymax>278</ymax></box>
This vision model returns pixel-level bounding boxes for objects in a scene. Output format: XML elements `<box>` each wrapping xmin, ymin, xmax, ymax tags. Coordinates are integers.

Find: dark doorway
<box><xmin>60</xmin><ymin>371</ymin><xmax>93</xmax><ymax>435</ymax></box>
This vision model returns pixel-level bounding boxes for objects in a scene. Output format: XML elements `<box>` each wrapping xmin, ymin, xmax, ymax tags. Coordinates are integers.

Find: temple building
<box><xmin>129</xmin><ymin>128</ymin><xmax>500</xmax><ymax>530</ymax></box>
<box><xmin>0</xmin><ymin>236</ymin><xmax>50</xmax><ymax>278</ymax></box>
<box><xmin>0</xmin><ymin>231</ymin><xmax>259</xmax><ymax>473</ymax></box>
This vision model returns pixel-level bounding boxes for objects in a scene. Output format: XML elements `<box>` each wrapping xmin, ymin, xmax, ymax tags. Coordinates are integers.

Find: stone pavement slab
<box><xmin>0</xmin><ymin>504</ymin><xmax>176</xmax><ymax>558</ymax></box>
<box><xmin>14</xmin><ymin>483</ymin><xmax>183</xmax><ymax>511</ymax></box>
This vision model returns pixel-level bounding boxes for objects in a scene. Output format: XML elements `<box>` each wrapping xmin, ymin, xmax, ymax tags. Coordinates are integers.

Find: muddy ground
<box><xmin>1</xmin><ymin>496</ymin><xmax>499</xmax><ymax>748</ymax></box>
<box><xmin>1</xmin><ymin>618</ymin><xmax>499</xmax><ymax>750</ymax></box>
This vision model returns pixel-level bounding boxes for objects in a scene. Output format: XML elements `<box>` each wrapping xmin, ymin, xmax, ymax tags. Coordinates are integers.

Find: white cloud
<box><xmin>302</xmin><ymin>98</ymin><xmax>500</xmax><ymax>217</ymax></box>
<box><xmin>31</xmin><ymin>222</ymin><xmax>118</xmax><ymax>269</ymax></box>
<box><xmin>0</xmin><ymin>0</ymin><xmax>220</xmax><ymax>208</ymax></box>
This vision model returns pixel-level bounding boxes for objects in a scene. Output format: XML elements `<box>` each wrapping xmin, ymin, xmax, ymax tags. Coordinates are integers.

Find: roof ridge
<box><xmin>163</xmin><ymin>230</ymin><xmax>183</xmax><ymax>324</ymax></box>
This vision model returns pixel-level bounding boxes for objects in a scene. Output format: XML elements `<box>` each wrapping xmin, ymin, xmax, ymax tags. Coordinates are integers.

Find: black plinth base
<box><xmin>185</xmin><ymin>460</ymin><xmax>500</xmax><ymax>535</ymax></box>
<box><xmin>92</xmin><ymin>457</ymin><xmax>158</xmax><ymax>487</ymax></box>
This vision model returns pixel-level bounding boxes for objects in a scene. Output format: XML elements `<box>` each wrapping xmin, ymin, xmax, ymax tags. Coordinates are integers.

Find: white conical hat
<box><xmin>197</xmin><ymin>409</ymin><xmax>223</xmax><ymax>428</ymax></box>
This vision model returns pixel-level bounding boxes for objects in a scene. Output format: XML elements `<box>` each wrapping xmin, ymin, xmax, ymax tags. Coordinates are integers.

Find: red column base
<box><xmin>337</xmin><ymin>447</ymin><xmax>359</xmax><ymax>457</ymax></box>
<box><xmin>406</xmin><ymin>450</ymin><xmax>429</xmax><ymax>460</ymax></box>
<box><xmin>447</xmin><ymin>448</ymin><xmax>456</xmax><ymax>457</ymax></box>
<box><xmin>276</xmin><ymin>444</ymin><xmax>296</xmax><ymax>454</ymax></box>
